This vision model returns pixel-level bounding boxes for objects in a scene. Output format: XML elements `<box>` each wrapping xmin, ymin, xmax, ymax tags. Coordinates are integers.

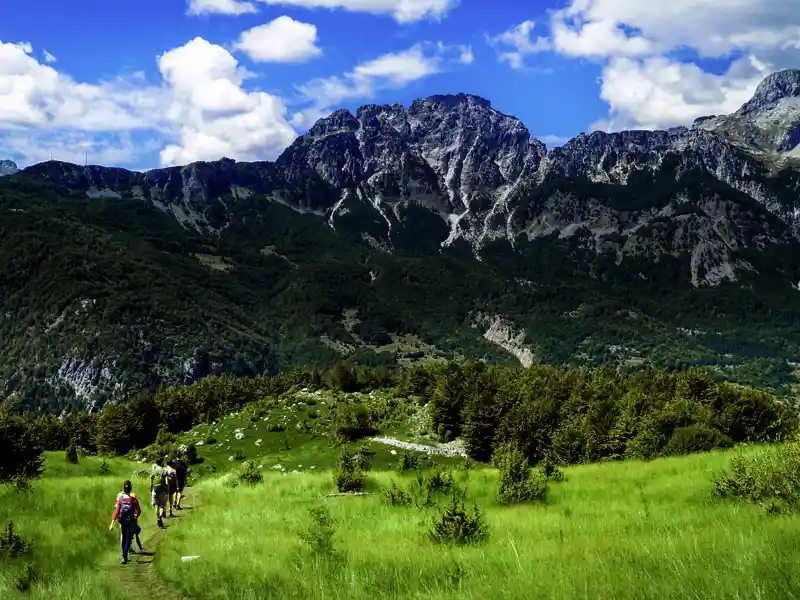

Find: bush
<box><xmin>299</xmin><ymin>506</ymin><xmax>335</xmax><ymax>556</ymax></box>
<box><xmin>14</xmin><ymin>564</ymin><xmax>39</xmax><ymax>592</ymax></box>
<box><xmin>494</xmin><ymin>442</ymin><xmax>549</xmax><ymax>505</ymax></box>
<box><xmin>713</xmin><ymin>441</ymin><xmax>800</xmax><ymax>512</ymax></box>
<box><xmin>662</xmin><ymin>424</ymin><xmax>731</xmax><ymax>456</ymax></box>
<box><xmin>184</xmin><ymin>443</ymin><xmax>200</xmax><ymax>465</ymax></box>
<box><xmin>397</xmin><ymin>451</ymin><xmax>420</xmax><ymax>472</ymax></box>
<box><xmin>98</xmin><ymin>460</ymin><xmax>111</xmax><ymax>475</ymax></box>
<box><xmin>333</xmin><ymin>446</ymin><xmax>365</xmax><ymax>493</ymax></box>
<box><xmin>65</xmin><ymin>440</ymin><xmax>79</xmax><ymax>464</ymax></box>
<box><xmin>539</xmin><ymin>457</ymin><xmax>566</xmax><ymax>482</ymax></box>
<box><xmin>238</xmin><ymin>461</ymin><xmax>263</xmax><ymax>485</ymax></box>
<box><xmin>0</xmin><ymin>521</ymin><xmax>31</xmax><ymax>559</ymax></box>
<box><xmin>0</xmin><ymin>407</ymin><xmax>43</xmax><ymax>485</ymax></box>
<box><xmin>429</xmin><ymin>493</ymin><xmax>488</xmax><ymax>546</ymax></box>
<box><xmin>382</xmin><ymin>482</ymin><xmax>412</xmax><ymax>506</ymax></box>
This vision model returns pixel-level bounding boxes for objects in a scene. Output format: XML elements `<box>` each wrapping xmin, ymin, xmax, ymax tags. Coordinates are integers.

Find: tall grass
<box><xmin>0</xmin><ymin>453</ymin><xmax>152</xmax><ymax>599</ymax></box>
<box><xmin>157</xmin><ymin>445</ymin><xmax>800</xmax><ymax>600</ymax></box>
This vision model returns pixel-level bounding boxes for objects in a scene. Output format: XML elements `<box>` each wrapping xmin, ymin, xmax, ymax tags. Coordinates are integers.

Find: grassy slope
<box><xmin>156</xmin><ymin>445</ymin><xmax>800</xmax><ymax>600</ymax></box>
<box><xmin>164</xmin><ymin>390</ymin><xmax>461</xmax><ymax>478</ymax></box>
<box><xmin>0</xmin><ymin>454</ymin><xmax>158</xmax><ymax>599</ymax></box>
<box><xmin>4</xmin><ymin>444</ymin><xmax>800</xmax><ymax>600</ymax></box>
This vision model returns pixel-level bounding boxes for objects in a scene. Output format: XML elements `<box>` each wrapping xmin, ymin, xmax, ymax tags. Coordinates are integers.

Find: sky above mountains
<box><xmin>0</xmin><ymin>0</ymin><xmax>798</xmax><ymax>170</ymax></box>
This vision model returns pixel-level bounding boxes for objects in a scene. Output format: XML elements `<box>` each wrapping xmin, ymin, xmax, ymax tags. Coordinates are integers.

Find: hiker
<box><xmin>149</xmin><ymin>459</ymin><xmax>169</xmax><ymax>528</ymax></box>
<box><xmin>109</xmin><ymin>480</ymin><xmax>142</xmax><ymax>565</ymax></box>
<box><xmin>163</xmin><ymin>460</ymin><xmax>178</xmax><ymax>517</ymax></box>
<box><xmin>170</xmin><ymin>456</ymin><xmax>188</xmax><ymax>510</ymax></box>
<box><xmin>116</xmin><ymin>490</ymin><xmax>144</xmax><ymax>554</ymax></box>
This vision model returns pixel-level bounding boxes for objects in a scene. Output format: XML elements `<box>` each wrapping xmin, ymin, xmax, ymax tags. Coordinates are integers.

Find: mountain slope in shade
<box><xmin>3</xmin><ymin>70</ymin><xmax>800</xmax><ymax>412</ymax></box>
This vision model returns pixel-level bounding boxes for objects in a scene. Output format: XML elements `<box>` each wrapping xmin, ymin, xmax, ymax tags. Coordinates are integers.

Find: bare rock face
<box><xmin>0</xmin><ymin>160</ymin><xmax>18</xmax><ymax>176</ymax></box>
<box><xmin>695</xmin><ymin>69</ymin><xmax>800</xmax><ymax>168</ymax></box>
<box><xmin>10</xmin><ymin>70</ymin><xmax>800</xmax><ymax>288</ymax></box>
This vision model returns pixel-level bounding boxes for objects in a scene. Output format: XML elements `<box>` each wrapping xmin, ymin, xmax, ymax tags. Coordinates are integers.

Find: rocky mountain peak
<box><xmin>0</xmin><ymin>159</ymin><xmax>19</xmax><ymax>176</ymax></box>
<box><xmin>740</xmin><ymin>69</ymin><xmax>800</xmax><ymax>115</ymax></box>
<box><xmin>416</xmin><ymin>93</ymin><xmax>492</xmax><ymax>110</ymax></box>
<box><xmin>306</xmin><ymin>108</ymin><xmax>359</xmax><ymax>138</ymax></box>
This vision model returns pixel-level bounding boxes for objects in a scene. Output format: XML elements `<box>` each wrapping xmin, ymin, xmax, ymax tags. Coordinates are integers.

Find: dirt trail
<box><xmin>114</xmin><ymin>489</ymin><xmax>198</xmax><ymax>600</ymax></box>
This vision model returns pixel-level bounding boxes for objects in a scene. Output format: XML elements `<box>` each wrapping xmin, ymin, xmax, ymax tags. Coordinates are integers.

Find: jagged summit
<box><xmin>740</xmin><ymin>69</ymin><xmax>800</xmax><ymax>115</ymax></box>
<box><xmin>418</xmin><ymin>93</ymin><xmax>492</xmax><ymax>108</ymax></box>
<box><xmin>0</xmin><ymin>159</ymin><xmax>18</xmax><ymax>176</ymax></box>
<box><xmin>3</xmin><ymin>71</ymin><xmax>800</xmax><ymax>409</ymax></box>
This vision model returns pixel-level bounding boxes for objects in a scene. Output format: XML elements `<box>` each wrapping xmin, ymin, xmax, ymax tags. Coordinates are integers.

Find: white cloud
<box><xmin>187</xmin><ymin>0</ymin><xmax>258</xmax><ymax>15</ymax></box>
<box><xmin>156</xmin><ymin>37</ymin><xmax>297</xmax><ymax>166</ymax></box>
<box><xmin>538</xmin><ymin>134</ymin><xmax>571</xmax><ymax>147</ymax></box>
<box><xmin>255</xmin><ymin>0</ymin><xmax>458</xmax><ymax>23</ymax></box>
<box><xmin>292</xmin><ymin>42</ymin><xmax>464</xmax><ymax>128</ymax></box>
<box><xmin>592</xmin><ymin>56</ymin><xmax>767</xmax><ymax>131</ymax></box>
<box><xmin>0</xmin><ymin>39</ymin><xmax>168</xmax><ymax>132</ymax></box>
<box><xmin>486</xmin><ymin>20</ymin><xmax>551</xmax><ymax>69</ymax></box>
<box><xmin>43</xmin><ymin>50</ymin><xmax>56</xmax><ymax>63</ymax></box>
<box><xmin>547</xmin><ymin>0</ymin><xmax>800</xmax><ymax>61</ymax></box>
<box><xmin>498</xmin><ymin>0</ymin><xmax>800</xmax><ymax>131</ymax></box>
<box><xmin>232</xmin><ymin>16</ymin><xmax>322</xmax><ymax>63</ymax></box>
<box><xmin>459</xmin><ymin>45</ymin><xmax>474</xmax><ymax>65</ymax></box>
<box><xmin>0</xmin><ymin>37</ymin><xmax>297</xmax><ymax>168</ymax></box>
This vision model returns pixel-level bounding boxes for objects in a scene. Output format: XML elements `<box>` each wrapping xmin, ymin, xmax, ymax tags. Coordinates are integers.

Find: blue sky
<box><xmin>0</xmin><ymin>0</ymin><xmax>797</xmax><ymax>170</ymax></box>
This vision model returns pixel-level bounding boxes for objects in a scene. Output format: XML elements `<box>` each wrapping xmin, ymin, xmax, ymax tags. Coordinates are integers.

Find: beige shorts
<box><xmin>152</xmin><ymin>491</ymin><xmax>168</xmax><ymax>508</ymax></box>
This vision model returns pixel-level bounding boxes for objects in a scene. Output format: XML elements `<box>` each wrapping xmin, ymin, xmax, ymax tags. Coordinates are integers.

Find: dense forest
<box><xmin>2</xmin><ymin>361</ymin><xmax>795</xmax><ymax>485</ymax></box>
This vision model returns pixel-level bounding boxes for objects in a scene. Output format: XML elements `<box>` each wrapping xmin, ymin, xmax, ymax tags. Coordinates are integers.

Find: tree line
<box><xmin>1</xmin><ymin>360</ymin><xmax>796</xmax><ymax>484</ymax></box>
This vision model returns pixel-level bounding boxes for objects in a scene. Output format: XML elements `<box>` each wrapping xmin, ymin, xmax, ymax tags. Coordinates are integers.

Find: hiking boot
<box><xmin>120</xmin><ymin>556</ymin><xmax>128</xmax><ymax>565</ymax></box>
<box><xmin>158</xmin><ymin>518</ymin><xmax>164</xmax><ymax>528</ymax></box>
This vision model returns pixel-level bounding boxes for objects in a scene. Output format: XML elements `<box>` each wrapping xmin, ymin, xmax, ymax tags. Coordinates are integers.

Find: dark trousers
<box><xmin>120</xmin><ymin>522</ymin><xmax>135</xmax><ymax>559</ymax></box>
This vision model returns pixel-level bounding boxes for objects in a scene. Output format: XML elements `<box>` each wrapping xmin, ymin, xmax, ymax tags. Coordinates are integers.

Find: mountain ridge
<box><xmin>2</xmin><ymin>69</ymin><xmax>800</xmax><ymax>412</ymax></box>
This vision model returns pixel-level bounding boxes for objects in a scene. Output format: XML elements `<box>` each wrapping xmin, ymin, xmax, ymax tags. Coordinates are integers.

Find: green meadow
<box><xmin>4</xmin><ymin>445</ymin><xmax>800</xmax><ymax>600</ymax></box>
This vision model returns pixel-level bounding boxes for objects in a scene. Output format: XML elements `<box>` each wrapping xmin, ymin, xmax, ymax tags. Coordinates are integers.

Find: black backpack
<box><xmin>171</xmin><ymin>459</ymin><xmax>186</xmax><ymax>478</ymax></box>
<box><xmin>118</xmin><ymin>495</ymin><xmax>136</xmax><ymax>525</ymax></box>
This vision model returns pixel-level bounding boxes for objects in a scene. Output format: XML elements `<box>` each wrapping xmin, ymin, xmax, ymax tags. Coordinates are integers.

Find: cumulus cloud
<box><xmin>494</xmin><ymin>0</ymin><xmax>800</xmax><ymax>131</ymax></box>
<box><xmin>0</xmin><ymin>40</ymin><xmax>168</xmax><ymax>132</ymax></box>
<box><xmin>291</xmin><ymin>41</ymin><xmax>466</xmax><ymax>128</ymax></box>
<box><xmin>43</xmin><ymin>50</ymin><xmax>56</xmax><ymax>63</ymax></box>
<box><xmin>187</xmin><ymin>0</ymin><xmax>258</xmax><ymax>15</ymax></box>
<box><xmin>0</xmin><ymin>37</ymin><xmax>297</xmax><ymax>168</ymax></box>
<box><xmin>592</xmin><ymin>56</ymin><xmax>768</xmax><ymax>132</ymax></box>
<box><xmin>156</xmin><ymin>37</ymin><xmax>297</xmax><ymax>166</ymax></box>
<box><xmin>255</xmin><ymin>0</ymin><xmax>458</xmax><ymax>23</ymax></box>
<box><xmin>486</xmin><ymin>21</ymin><xmax>551</xmax><ymax>69</ymax></box>
<box><xmin>232</xmin><ymin>16</ymin><xmax>322</xmax><ymax>63</ymax></box>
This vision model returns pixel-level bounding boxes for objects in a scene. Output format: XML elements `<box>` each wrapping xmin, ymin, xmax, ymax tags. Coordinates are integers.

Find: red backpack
<box><xmin>118</xmin><ymin>494</ymin><xmax>136</xmax><ymax>525</ymax></box>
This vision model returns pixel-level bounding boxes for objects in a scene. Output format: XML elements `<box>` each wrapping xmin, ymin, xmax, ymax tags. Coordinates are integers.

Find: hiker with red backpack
<box><xmin>109</xmin><ymin>480</ymin><xmax>142</xmax><ymax>565</ymax></box>
<box><xmin>115</xmin><ymin>489</ymin><xmax>144</xmax><ymax>555</ymax></box>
